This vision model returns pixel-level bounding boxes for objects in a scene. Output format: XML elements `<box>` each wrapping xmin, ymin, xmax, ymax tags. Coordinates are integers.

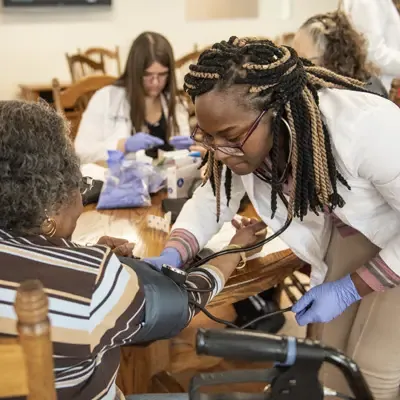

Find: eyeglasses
<box><xmin>143</xmin><ymin>71</ymin><xmax>169</xmax><ymax>83</ymax></box>
<box><xmin>191</xmin><ymin>110</ymin><xmax>267</xmax><ymax>157</ymax></box>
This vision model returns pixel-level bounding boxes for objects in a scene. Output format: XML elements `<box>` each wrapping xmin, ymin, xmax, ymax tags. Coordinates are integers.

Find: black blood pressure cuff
<box><xmin>118</xmin><ymin>256</ymin><xmax>190</xmax><ymax>343</ymax></box>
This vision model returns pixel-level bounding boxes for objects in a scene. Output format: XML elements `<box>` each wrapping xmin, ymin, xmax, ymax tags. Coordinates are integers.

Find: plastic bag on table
<box><xmin>148</xmin><ymin>166</ymin><xmax>167</xmax><ymax>194</ymax></box>
<box><xmin>97</xmin><ymin>150</ymin><xmax>153</xmax><ymax>209</ymax></box>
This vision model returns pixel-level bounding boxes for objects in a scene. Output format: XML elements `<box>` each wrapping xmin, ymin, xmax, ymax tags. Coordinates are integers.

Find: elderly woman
<box><xmin>293</xmin><ymin>11</ymin><xmax>388</xmax><ymax>97</ymax></box>
<box><xmin>0</xmin><ymin>100</ymin><xmax>266</xmax><ymax>400</ymax></box>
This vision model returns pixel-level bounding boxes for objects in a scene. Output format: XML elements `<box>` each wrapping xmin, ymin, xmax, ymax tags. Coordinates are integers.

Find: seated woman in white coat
<box><xmin>145</xmin><ymin>37</ymin><xmax>400</xmax><ymax>400</ymax></box>
<box><xmin>341</xmin><ymin>0</ymin><xmax>400</xmax><ymax>93</ymax></box>
<box><xmin>293</xmin><ymin>10</ymin><xmax>388</xmax><ymax>97</ymax></box>
<box><xmin>75</xmin><ymin>31</ymin><xmax>192</xmax><ymax>163</ymax></box>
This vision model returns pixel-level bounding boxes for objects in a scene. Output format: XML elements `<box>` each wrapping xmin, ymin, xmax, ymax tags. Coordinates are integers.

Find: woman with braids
<box><xmin>293</xmin><ymin>10</ymin><xmax>388</xmax><ymax>97</ymax></box>
<box><xmin>144</xmin><ymin>36</ymin><xmax>400</xmax><ymax>399</ymax></box>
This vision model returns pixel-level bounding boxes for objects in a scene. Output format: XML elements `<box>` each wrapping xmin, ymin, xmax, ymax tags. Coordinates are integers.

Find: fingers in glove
<box><xmin>143</xmin><ymin>136</ymin><xmax>164</xmax><ymax>149</ymax></box>
<box><xmin>170</xmin><ymin>136</ymin><xmax>192</xmax><ymax>143</ymax></box>
<box><xmin>292</xmin><ymin>292</ymin><xmax>316</xmax><ymax>326</ymax></box>
<box><xmin>292</xmin><ymin>290</ymin><xmax>315</xmax><ymax>314</ymax></box>
<box><xmin>295</xmin><ymin>304</ymin><xmax>316</xmax><ymax>326</ymax></box>
<box><xmin>151</xmin><ymin>136</ymin><xmax>165</xmax><ymax>146</ymax></box>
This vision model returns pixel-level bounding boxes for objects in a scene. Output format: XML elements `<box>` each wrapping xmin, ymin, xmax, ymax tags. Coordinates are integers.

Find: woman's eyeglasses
<box><xmin>143</xmin><ymin>72</ymin><xmax>169</xmax><ymax>83</ymax></box>
<box><xmin>191</xmin><ymin>110</ymin><xmax>267</xmax><ymax>157</ymax></box>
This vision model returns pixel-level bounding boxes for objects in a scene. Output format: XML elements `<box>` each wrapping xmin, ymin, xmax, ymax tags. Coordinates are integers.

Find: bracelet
<box><xmin>223</xmin><ymin>244</ymin><xmax>247</xmax><ymax>270</ymax></box>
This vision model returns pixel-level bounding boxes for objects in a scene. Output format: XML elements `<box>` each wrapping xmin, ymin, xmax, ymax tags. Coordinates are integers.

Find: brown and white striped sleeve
<box><xmin>88</xmin><ymin>253</ymin><xmax>225</xmax><ymax>351</ymax></box>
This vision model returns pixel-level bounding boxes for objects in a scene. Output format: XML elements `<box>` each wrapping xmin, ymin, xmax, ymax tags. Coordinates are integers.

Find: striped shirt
<box><xmin>0</xmin><ymin>230</ymin><xmax>223</xmax><ymax>400</ymax></box>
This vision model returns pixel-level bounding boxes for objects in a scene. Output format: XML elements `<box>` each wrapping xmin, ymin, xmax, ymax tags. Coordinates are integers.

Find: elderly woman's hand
<box><xmin>230</xmin><ymin>218</ymin><xmax>268</xmax><ymax>257</ymax></box>
<box><xmin>97</xmin><ymin>236</ymin><xmax>135</xmax><ymax>257</ymax></box>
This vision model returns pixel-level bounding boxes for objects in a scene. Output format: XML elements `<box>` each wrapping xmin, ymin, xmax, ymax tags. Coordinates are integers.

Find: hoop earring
<box><xmin>281</xmin><ymin>117</ymin><xmax>293</xmax><ymax>163</ymax></box>
<box><xmin>41</xmin><ymin>210</ymin><xmax>57</xmax><ymax>237</ymax></box>
<box><xmin>271</xmin><ymin>111</ymin><xmax>293</xmax><ymax>158</ymax></box>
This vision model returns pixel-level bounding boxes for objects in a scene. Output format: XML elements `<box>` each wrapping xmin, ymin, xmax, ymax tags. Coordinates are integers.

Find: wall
<box><xmin>0</xmin><ymin>0</ymin><xmax>338</xmax><ymax>100</ymax></box>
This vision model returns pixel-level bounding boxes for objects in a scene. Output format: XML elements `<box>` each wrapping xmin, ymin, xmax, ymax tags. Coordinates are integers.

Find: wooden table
<box><xmin>19</xmin><ymin>82</ymin><xmax>71</xmax><ymax>104</ymax></box>
<box><xmin>73</xmin><ymin>191</ymin><xmax>303</xmax><ymax>395</ymax></box>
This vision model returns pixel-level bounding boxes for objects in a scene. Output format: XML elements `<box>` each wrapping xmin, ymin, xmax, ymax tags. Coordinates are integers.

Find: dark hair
<box><xmin>114</xmin><ymin>31</ymin><xmax>179</xmax><ymax>138</ymax></box>
<box><xmin>300</xmin><ymin>11</ymin><xmax>378</xmax><ymax>81</ymax></box>
<box><xmin>0</xmin><ymin>100</ymin><xmax>81</xmax><ymax>233</ymax></box>
<box><xmin>185</xmin><ymin>37</ymin><xmax>369</xmax><ymax>221</ymax></box>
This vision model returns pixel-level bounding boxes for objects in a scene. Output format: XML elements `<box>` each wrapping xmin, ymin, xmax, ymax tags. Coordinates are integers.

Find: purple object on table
<box><xmin>97</xmin><ymin>150</ymin><xmax>153</xmax><ymax>209</ymax></box>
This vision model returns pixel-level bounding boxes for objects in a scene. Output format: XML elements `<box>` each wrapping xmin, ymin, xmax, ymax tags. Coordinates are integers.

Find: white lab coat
<box><xmin>173</xmin><ymin>89</ymin><xmax>400</xmax><ymax>286</ymax></box>
<box><xmin>342</xmin><ymin>0</ymin><xmax>400</xmax><ymax>91</ymax></box>
<box><xmin>74</xmin><ymin>85</ymin><xmax>191</xmax><ymax>164</ymax></box>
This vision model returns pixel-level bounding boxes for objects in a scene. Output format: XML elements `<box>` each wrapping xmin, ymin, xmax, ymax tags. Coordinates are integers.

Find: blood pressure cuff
<box><xmin>118</xmin><ymin>256</ymin><xmax>190</xmax><ymax>343</ymax></box>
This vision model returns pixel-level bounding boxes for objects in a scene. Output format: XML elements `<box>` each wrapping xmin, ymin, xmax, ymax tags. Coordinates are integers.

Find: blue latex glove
<box><xmin>143</xmin><ymin>247</ymin><xmax>182</xmax><ymax>271</ymax></box>
<box><xmin>292</xmin><ymin>274</ymin><xmax>361</xmax><ymax>326</ymax></box>
<box><xmin>125</xmin><ymin>132</ymin><xmax>165</xmax><ymax>153</ymax></box>
<box><xmin>169</xmin><ymin>136</ymin><xmax>194</xmax><ymax>150</ymax></box>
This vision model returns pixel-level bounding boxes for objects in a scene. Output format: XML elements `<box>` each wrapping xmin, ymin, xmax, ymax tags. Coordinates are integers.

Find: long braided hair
<box><xmin>184</xmin><ymin>36</ymin><xmax>370</xmax><ymax>222</ymax></box>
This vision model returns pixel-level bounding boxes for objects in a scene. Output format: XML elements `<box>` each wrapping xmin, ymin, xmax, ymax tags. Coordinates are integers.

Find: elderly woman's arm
<box><xmin>88</xmin><ymin>219</ymin><xmax>266</xmax><ymax>350</ymax></box>
<box><xmin>88</xmin><ymin>250</ymin><xmax>231</xmax><ymax>352</ymax></box>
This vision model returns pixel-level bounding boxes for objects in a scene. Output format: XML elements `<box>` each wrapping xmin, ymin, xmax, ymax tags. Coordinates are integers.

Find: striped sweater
<box><xmin>0</xmin><ymin>230</ymin><xmax>223</xmax><ymax>400</ymax></box>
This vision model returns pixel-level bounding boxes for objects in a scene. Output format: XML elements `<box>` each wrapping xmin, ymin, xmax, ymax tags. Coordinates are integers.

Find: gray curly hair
<box><xmin>0</xmin><ymin>100</ymin><xmax>81</xmax><ymax>233</ymax></box>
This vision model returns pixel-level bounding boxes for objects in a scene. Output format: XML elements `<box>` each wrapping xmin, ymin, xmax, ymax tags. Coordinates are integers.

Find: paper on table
<box><xmin>147</xmin><ymin>212</ymin><xmax>172</xmax><ymax>234</ymax></box>
<box><xmin>80</xmin><ymin>163</ymin><xmax>107</xmax><ymax>182</ymax></box>
<box><xmin>204</xmin><ymin>215</ymin><xmax>289</xmax><ymax>259</ymax></box>
<box><xmin>71</xmin><ymin>210</ymin><xmax>140</xmax><ymax>245</ymax></box>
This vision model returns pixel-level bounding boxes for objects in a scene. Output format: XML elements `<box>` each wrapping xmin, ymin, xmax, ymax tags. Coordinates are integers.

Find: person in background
<box><xmin>293</xmin><ymin>11</ymin><xmax>388</xmax><ymax>97</ymax></box>
<box><xmin>0</xmin><ymin>100</ymin><xmax>266</xmax><ymax>400</ymax></box>
<box><xmin>341</xmin><ymin>0</ymin><xmax>400</xmax><ymax>92</ymax></box>
<box><xmin>145</xmin><ymin>36</ymin><xmax>400</xmax><ymax>399</ymax></box>
<box><xmin>75</xmin><ymin>31</ymin><xmax>193</xmax><ymax>164</ymax></box>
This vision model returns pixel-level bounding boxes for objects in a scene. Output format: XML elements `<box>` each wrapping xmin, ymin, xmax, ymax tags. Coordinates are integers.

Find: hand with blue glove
<box><xmin>143</xmin><ymin>247</ymin><xmax>182</xmax><ymax>271</ymax></box>
<box><xmin>124</xmin><ymin>132</ymin><xmax>165</xmax><ymax>153</ymax></box>
<box><xmin>169</xmin><ymin>136</ymin><xmax>194</xmax><ymax>150</ymax></box>
<box><xmin>292</xmin><ymin>274</ymin><xmax>361</xmax><ymax>326</ymax></box>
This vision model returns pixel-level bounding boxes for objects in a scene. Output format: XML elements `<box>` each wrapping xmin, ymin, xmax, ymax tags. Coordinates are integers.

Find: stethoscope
<box><xmin>161</xmin><ymin>187</ymin><xmax>294</xmax><ymax>330</ymax></box>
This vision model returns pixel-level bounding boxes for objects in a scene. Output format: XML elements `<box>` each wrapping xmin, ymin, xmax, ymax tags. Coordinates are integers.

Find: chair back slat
<box><xmin>0</xmin><ymin>280</ymin><xmax>56</xmax><ymax>400</ymax></box>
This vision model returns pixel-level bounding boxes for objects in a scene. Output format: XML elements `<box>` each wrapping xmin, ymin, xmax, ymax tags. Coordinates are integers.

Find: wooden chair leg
<box><xmin>150</xmin><ymin>371</ymin><xmax>185</xmax><ymax>394</ymax></box>
<box><xmin>280</xmin><ymin>273</ymin><xmax>310</xmax><ymax>306</ymax></box>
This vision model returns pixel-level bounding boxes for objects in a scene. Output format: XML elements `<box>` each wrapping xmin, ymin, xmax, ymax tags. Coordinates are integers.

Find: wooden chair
<box><xmin>79</xmin><ymin>46</ymin><xmax>122</xmax><ymax>76</ymax></box>
<box><xmin>175</xmin><ymin>45</ymin><xmax>211</xmax><ymax>130</ymax></box>
<box><xmin>0</xmin><ymin>280</ymin><xmax>56</xmax><ymax>400</ymax></box>
<box><xmin>66</xmin><ymin>53</ymin><xmax>106</xmax><ymax>83</ymax></box>
<box><xmin>52</xmin><ymin>75</ymin><xmax>116</xmax><ymax>139</ymax></box>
